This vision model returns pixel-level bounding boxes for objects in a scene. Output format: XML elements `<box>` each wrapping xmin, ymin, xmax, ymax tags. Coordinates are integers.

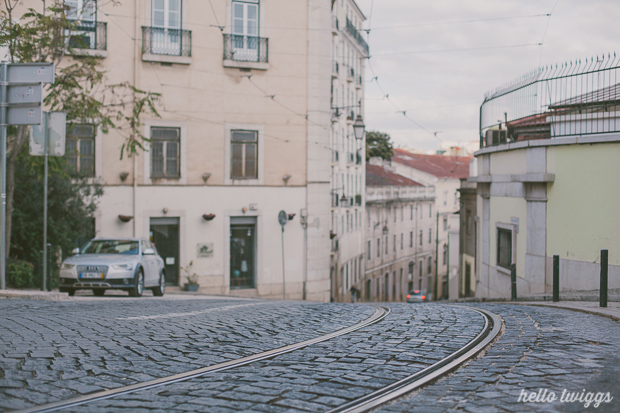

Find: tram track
<box><xmin>21</xmin><ymin>306</ymin><xmax>390</xmax><ymax>413</ymax></box>
<box><xmin>19</xmin><ymin>305</ymin><xmax>502</xmax><ymax>413</ymax></box>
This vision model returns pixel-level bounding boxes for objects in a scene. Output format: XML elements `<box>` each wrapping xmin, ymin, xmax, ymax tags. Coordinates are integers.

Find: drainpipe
<box><xmin>132</xmin><ymin>0</ymin><xmax>139</xmax><ymax>237</ymax></box>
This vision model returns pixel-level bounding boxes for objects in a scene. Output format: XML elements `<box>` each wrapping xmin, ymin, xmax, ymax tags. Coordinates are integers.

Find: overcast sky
<box><xmin>353</xmin><ymin>0</ymin><xmax>620</xmax><ymax>152</ymax></box>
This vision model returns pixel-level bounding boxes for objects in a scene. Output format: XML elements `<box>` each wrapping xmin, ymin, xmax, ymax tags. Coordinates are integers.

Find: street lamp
<box><xmin>353</xmin><ymin>115</ymin><xmax>365</xmax><ymax>140</ymax></box>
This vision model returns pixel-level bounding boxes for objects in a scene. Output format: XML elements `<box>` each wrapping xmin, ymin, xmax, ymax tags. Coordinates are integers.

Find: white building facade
<box><xmin>364</xmin><ymin>161</ymin><xmax>436</xmax><ymax>302</ymax></box>
<box><xmin>329</xmin><ymin>0</ymin><xmax>368</xmax><ymax>302</ymax></box>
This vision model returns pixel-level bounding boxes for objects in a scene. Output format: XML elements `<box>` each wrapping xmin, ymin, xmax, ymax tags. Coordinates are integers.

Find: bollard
<box><xmin>511</xmin><ymin>263</ymin><xmax>517</xmax><ymax>301</ymax></box>
<box><xmin>553</xmin><ymin>255</ymin><xmax>560</xmax><ymax>302</ymax></box>
<box><xmin>600</xmin><ymin>249</ymin><xmax>608</xmax><ymax>308</ymax></box>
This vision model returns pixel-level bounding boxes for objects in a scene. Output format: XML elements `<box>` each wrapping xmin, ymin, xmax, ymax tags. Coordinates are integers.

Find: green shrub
<box><xmin>7</xmin><ymin>259</ymin><xmax>35</xmax><ymax>288</ymax></box>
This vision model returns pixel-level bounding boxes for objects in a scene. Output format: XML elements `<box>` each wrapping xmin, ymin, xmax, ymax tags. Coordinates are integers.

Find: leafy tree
<box><xmin>366</xmin><ymin>131</ymin><xmax>394</xmax><ymax>161</ymax></box>
<box><xmin>0</xmin><ymin>0</ymin><xmax>160</xmax><ymax>259</ymax></box>
<box><xmin>10</xmin><ymin>147</ymin><xmax>102</xmax><ymax>287</ymax></box>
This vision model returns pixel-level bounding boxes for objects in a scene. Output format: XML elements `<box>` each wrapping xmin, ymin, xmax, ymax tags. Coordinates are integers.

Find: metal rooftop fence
<box><xmin>480</xmin><ymin>53</ymin><xmax>620</xmax><ymax>147</ymax></box>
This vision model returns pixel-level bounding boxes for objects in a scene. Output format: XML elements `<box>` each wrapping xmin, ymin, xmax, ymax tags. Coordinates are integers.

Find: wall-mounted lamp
<box><xmin>340</xmin><ymin>194</ymin><xmax>348</xmax><ymax>204</ymax></box>
<box><xmin>202</xmin><ymin>213</ymin><xmax>216</xmax><ymax>221</ymax></box>
<box><xmin>162</xmin><ymin>207</ymin><xmax>168</xmax><ymax>215</ymax></box>
<box><xmin>119</xmin><ymin>172</ymin><xmax>129</xmax><ymax>182</ymax></box>
<box><xmin>353</xmin><ymin>115</ymin><xmax>366</xmax><ymax>140</ymax></box>
<box><xmin>242</xmin><ymin>207</ymin><xmax>248</xmax><ymax>214</ymax></box>
<box><xmin>288</xmin><ymin>213</ymin><xmax>296</xmax><ymax>221</ymax></box>
<box><xmin>382</xmin><ymin>225</ymin><xmax>389</xmax><ymax>235</ymax></box>
<box><xmin>202</xmin><ymin>172</ymin><xmax>212</xmax><ymax>183</ymax></box>
<box><xmin>282</xmin><ymin>174</ymin><xmax>292</xmax><ymax>185</ymax></box>
<box><xmin>118</xmin><ymin>214</ymin><xmax>133</xmax><ymax>223</ymax></box>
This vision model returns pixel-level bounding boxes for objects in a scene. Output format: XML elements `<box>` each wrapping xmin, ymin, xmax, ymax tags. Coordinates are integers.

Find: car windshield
<box><xmin>81</xmin><ymin>240</ymin><xmax>139</xmax><ymax>255</ymax></box>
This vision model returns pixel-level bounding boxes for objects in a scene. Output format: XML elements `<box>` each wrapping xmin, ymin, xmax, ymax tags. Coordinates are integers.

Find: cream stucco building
<box><xmin>364</xmin><ymin>159</ymin><xmax>436</xmax><ymax>302</ymax></box>
<box><xmin>391</xmin><ymin>149</ymin><xmax>471</xmax><ymax>299</ymax></box>
<box><xmin>472</xmin><ymin>58</ymin><xmax>620</xmax><ymax>298</ymax></box>
<box><xmin>17</xmin><ymin>0</ymin><xmax>342</xmax><ymax>300</ymax></box>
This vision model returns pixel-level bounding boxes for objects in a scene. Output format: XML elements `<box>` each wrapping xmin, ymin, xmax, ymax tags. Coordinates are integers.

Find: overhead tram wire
<box><xmin>369</xmin><ymin>13</ymin><xmax>550</xmax><ymax>31</ymax></box>
<box><xmin>539</xmin><ymin>0</ymin><xmax>561</xmax><ymax>66</ymax></box>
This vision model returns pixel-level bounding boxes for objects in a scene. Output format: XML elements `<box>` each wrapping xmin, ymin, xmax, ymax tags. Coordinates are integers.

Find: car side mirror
<box><xmin>72</xmin><ymin>247</ymin><xmax>80</xmax><ymax>255</ymax></box>
<box><xmin>143</xmin><ymin>248</ymin><xmax>155</xmax><ymax>256</ymax></box>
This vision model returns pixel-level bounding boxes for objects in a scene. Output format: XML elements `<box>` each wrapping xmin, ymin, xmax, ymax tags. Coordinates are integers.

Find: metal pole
<box><xmin>553</xmin><ymin>255</ymin><xmax>559</xmax><ymax>302</ymax></box>
<box><xmin>600</xmin><ymin>249</ymin><xmax>608</xmax><ymax>308</ymax></box>
<box><xmin>281</xmin><ymin>226</ymin><xmax>285</xmax><ymax>300</ymax></box>
<box><xmin>0</xmin><ymin>62</ymin><xmax>7</xmax><ymax>290</ymax></box>
<box><xmin>510</xmin><ymin>263</ymin><xmax>517</xmax><ymax>301</ymax></box>
<box><xmin>434</xmin><ymin>211</ymin><xmax>438</xmax><ymax>301</ymax></box>
<box><xmin>42</xmin><ymin>112</ymin><xmax>48</xmax><ymax>291</ymax></box>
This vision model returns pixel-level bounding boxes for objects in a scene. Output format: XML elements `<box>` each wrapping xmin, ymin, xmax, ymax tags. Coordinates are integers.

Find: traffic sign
<box><xmin>30</xmin><ymin>112</ymin><xmax>66</xmax><ymax>156</ymax></box>
<box><xmin>7</xmin><ymin>106</ymin><xmax>42</xmax><ymax>125</ymax></box>
<box><xmin>6</xmin><ymin>63</ymin><xmax>54</xmax><ymax>84</ymax></box>
<box><xmin>7</xmin><ymin>84</ymin><xmax>42</xmax><ymax>105</ymax></box>
<box><xmin>278</xmin><ymin>210</ymin><xmax>288</xmax><ymax>226</ymax></box>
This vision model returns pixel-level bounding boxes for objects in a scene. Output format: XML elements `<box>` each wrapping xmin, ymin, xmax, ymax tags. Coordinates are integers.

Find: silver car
<box><xmin>59</xmin><ymin>238</ymin><xmax>166</xmax><ymax>297</ymax></box>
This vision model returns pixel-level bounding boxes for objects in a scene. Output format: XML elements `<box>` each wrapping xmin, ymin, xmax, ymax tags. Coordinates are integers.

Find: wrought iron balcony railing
<box><xmin>480</xmin><ymin>53</ymin><xmax>620</xmax><ymax>147</ymax></box>
<box><xmin>66</xmin><ymin>21</ymin><xmax>107</xmax><ymax>51</ymax></box>
<box><xmin>142</xmin><ymin>26</ymin><xmax>192</xmax><ymax>57</ymax></box>
<box><xmin>346</xmin><ymin>18</ymin><xmax>369</xmax><ymax>54</ymax></box>
<box><xmin>223</xmin><ymin>34</ymin><xmax>268</xmax><ymax>63</ymax></box>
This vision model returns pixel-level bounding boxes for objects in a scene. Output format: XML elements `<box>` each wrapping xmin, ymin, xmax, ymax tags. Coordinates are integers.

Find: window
<box><xmin>419</xmin><ymin>259</ymin><xmax>423</xmax><ymax>279</ymax></box>
<box><xmin>429</xmin><ymin>203</ymin><xmax>433</xmax><ymax>217</ymax></box>
<box><xmin>65</xmin><ymin>0</ymin><xmax>101</xmax><ymax>50</ymax></box>
<box><xmin>408</xmin><ymin>261</ymin><xmax>414</xmax><ymax>279</ymax></box>
<box><xmin>367</xmin><ymin>240</ymin><xmax>371</xmax><ymax>260</ymax></box>
<box><xmin>377</xmin><ymin>238</ymin><xmax>380</xmax><ymax>258</ymax></box>
<box><xmin>427</xmin><ymin>257</ymin><xmax>432</xmax><ymax>274</ymax></box>
<box><xmin>231</xmin><ymin>130</ymin><xmax>257</xmax><ymax>179</ymax></box>
<box><xmin>419</xmin><ymin>205</ymin><xmax>423</xmax><ymax>219</ymax></box>
<box><xmin>66</xmin><ymin>124</ymin><xmax>95</xmax><ymax>177</ymax></box>
<box><xmin>232</xmin><ymin>0</ymin><xmax>259</xmax><ymax>59</ymax></box>
<box><xmin>393</xmin><ymin>234</ymin><xmax>396</xmax><ymax>252</ymax></box>
<box><xmin>385</xmin><ymin>236</ymin><xmax>388</xmax><ymax>254</ymax></box>
<box><xmin>401</xmin><ymin>206</ymin><xmax>404</xmax><ymax>221</ymax></box>
<box><xmin>454</xmin><ymin>191</ymin><xmax>458</xmax><ymax>205</ymax></box>
<box><xmin>66</xmin><ymin>0</ymin><xmax>96</xmax><ymax>21</ymax></box>
<box><xmin>419</xmin><ymin>230</ymin><xmax>423</xmax><ymax>246</ymax></box>
<box><xmin>443</xmin><ymin>217</ymin><xmax>448</xmax><ymax>231</ymax></box>
<box><xmin>151</xmin><ymin>127</ymin><xmax>180</xmax><ymax>178</ymax></box>
<box><xmin>443</xmin><ymin>190</ymin><xmax>448</xmax><ymax>206</ymax></box>
<box><xmin>442</xmin><ymin>244</ymin><xmax>447</xmax><ymax>265</ymax></box>
<box><xmin>428</xmin><ymin>228</ymin><xmax>432</xmax><ymax>244</ymax></box>
<box><xmin>409</xmin><ymin>231</ymin><xmax>413</xmax><ymax>248</ymax></box>
<box><xmin>400</xmin><ymin>233</ymin><xmax>404</xmax><ymax>250</ymax></box>
<box><xmin>497</xmin><ymin>228</ymin><xmax>513</xmax><ymax>269</ymax></box>
<box><xmin>410</xmin><ymin>205</ymin><xmax>413</xmax><ymax>220</ymax></box>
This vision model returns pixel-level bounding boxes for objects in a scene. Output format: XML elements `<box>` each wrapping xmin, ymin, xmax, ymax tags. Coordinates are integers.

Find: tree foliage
<box><xmin>366</xmin><ymin>131</ymin><xmax>394</xmax><ymax>161</ymax></box>
<box><xmin>0</xmin><ymin>1</ymin><xmax>160</xmax><ymax>262</ymax></box>
<box><xmin>10</xmin><ymin>147</ymin><xmax>102</xmax><ymax>287</ymax></box>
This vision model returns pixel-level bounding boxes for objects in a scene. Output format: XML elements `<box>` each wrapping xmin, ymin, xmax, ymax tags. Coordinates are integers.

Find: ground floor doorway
<box><xmin>150</xmin><ymin>217</ymin><xmax>180</xmax><ymax>285</ymax></box>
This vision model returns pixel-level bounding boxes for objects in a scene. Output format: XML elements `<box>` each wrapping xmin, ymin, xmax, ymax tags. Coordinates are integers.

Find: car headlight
<box><xmin>61</xmin><ymin>263</ymin><xmax>75</xmax><ymax>269</ymax></box>
<box><xmin>111</xmin><ymin>263</ymin><xmax>133</xmax><ymax>271</ymax></box>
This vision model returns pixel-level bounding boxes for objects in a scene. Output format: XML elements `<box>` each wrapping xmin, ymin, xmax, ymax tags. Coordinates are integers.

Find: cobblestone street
<box><xmin>0</xmin><ymin>297</ymin><xmax>618</xmax><ymax>412</ymax></box>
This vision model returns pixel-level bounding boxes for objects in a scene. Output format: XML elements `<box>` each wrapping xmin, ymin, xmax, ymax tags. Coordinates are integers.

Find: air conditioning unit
<box><xmin>485</xmin><ymin>129</ymin><xmax>508</xmax><ymax>146</ymax></box>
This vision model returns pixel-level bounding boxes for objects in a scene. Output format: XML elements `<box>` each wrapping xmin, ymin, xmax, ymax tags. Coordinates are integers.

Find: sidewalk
<box><xmin>518</xmin><ymin>301</ymin><xmax>620</xmax><ymax>322</ymax></box>
<box><xmin>0</xmin><ymin>288</ymin><xmax>69</xmax><ymax>301</ymax></box>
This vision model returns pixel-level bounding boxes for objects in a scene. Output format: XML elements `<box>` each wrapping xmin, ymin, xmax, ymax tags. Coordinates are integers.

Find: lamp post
<box><xmin>353</xmin><ymin>115</ymin><xmax>365</xmax><ymax>140</ymax></box>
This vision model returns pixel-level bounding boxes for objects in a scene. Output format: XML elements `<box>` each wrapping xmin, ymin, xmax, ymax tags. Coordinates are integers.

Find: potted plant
<box><xmin>181</xmin><ymin>261</ymin><xmax>199</xmax><ymax>292</ymax></box>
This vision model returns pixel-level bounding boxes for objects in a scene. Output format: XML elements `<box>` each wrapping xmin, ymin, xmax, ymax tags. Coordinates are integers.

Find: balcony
<box><xmin>223</xmin><ymin>34</ymin><xmax>269</xmax><ymax>70</ymax></box>
<box><xmin>142</xmin><ymin>27</ymin><xmax>192</xmax><ymax>64</ymax></box>
<box><xmin>346</xmin><ymin>18</ymin><xmax>369</xmax><ymax>55</ymax></box>
<box><xmin>65</xmin><ymin>21</ymin><xmax>107</xmax><ymax>56</ymax></box>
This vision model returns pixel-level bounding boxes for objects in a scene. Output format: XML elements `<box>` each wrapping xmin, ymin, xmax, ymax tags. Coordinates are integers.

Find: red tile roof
<box><xmin>366</xmin><ymin>164</ymin><xmax>423</xmax><ymax>187</ymax></box>
<box><xmin>392</xmin><ymin>149</ymin><xmax>471</xmax><ymax>179</ymax></box>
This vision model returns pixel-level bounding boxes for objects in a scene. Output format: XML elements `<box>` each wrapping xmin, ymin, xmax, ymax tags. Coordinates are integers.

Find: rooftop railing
<box><xmin>366</xmin><ymin>186</ymin><xmax>435</xmax><ymax>203</ymax></box>
<box><xmin>142</xmin><ymin>27</ymin><xmax>192</xmax><ymax>57</ymax></box>
<box><xmin>480</xmin><ymin>53</ymin><xmax>620</xmax><ymax>147</ymax></box>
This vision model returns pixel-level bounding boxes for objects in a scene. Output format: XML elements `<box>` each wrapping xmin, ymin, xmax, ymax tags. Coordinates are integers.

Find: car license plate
<box><xmin>80</xmin><ymin>272</ymin><xmax>103</xmax><ymax>279</ymax></box>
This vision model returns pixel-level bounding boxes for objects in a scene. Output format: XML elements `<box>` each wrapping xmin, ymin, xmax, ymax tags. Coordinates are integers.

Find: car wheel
<box><xmin>60</xmin><ymin>288</ymin><xmax>75</xmax><ymax>296</ymax></box>
<box><xmin>93</xmin><ymin>289</ymin><xmax>105</xmax><ymax>297</ymax></box>
<box><xmin>129</xmin><ymin>269</ymin><xmax>144</xmax><ymax>297</ymax></box>
<box><xmin>152</xmin><ymin>272</ymin><xmax>165</xmax><ymax>297</ymax></box>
